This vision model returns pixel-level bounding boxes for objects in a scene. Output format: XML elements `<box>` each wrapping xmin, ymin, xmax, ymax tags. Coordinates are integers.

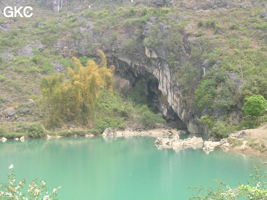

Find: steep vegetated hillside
<box><xmin>0</xmin><ymin>0</ymin><xmax>266</xmax><ymax>138</ymax></box>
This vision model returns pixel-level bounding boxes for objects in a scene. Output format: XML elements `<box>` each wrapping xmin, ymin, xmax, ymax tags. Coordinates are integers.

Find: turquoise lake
<box><xmin>0</xmin><ymin>137</ymin><xmax>266</xmax><ymax>200</ymax></box>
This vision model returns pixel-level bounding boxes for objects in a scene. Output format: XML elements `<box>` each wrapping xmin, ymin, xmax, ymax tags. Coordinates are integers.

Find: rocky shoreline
<box><xmin>101</xmin><ymin>127</ymin><xmax>232</xmax><ymax>154</ymax></box>
<box><xmin>1</xmin><ymin>125</ymin><xmax>266</xmax><ymax>159</ymax></box>
<box><xmin>102</xmin><ymin>128</ymin><xmax>181</xmax><ymax>138</ymax></box>
<box><xmin>155</xmin><ymin>135</ymin><xmax>228</xmax><ymax>154</ymax></box>
<box><xmin>102</xmin><ymin>126</ymin><xmax>267</xmax><ymax>158</ymax></box>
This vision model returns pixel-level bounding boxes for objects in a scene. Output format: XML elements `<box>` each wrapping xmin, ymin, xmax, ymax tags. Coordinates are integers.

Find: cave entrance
<box><xmin>112</xmin><ymin>58</ymin><xmax>187</xmax><ymax>130</ymax></box>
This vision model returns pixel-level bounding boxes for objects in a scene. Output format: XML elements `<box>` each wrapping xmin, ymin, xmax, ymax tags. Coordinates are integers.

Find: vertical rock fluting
<box><xmin>53</xmin><ymin>10</ymin><xmax>205</xmax><ymax>133</ymax></box>
<box><xmin>112</xmin><ymin>55</ymin><xmax>202</xmax><ymax>134</ymax></box>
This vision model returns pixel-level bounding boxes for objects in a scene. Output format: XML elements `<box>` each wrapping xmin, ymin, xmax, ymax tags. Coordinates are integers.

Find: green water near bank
<box><xmin>0</xmin><ymin>137</ymin><xmax>266</xmax><ymax>200</ymax></box>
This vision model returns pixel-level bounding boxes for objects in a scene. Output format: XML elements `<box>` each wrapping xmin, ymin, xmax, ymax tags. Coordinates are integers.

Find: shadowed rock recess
<box><xmin>52</xmin><ymin>8</ymin><xmax>205</xmax><ymax>133</ymax></box>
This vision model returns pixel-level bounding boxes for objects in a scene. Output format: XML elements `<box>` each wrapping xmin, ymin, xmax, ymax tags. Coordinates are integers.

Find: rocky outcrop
<box><xmin>1</xmin><ymin>107</ymin><xmax>17</xmax><ymax>121</ymax></box>
<box><xmin>8</xmin><ymin>0</ymin><xmax>257</xmax><ymax>134</ymax></box>
<box><xmin>5</xmin><ymin>0</ymin><xmax>259</xmax><ymax>134</ymax></box>
<box><xmin>85</xmin><ymin>133</ymin><xmax>94</xmax><ymax>138</ymax></box>
<box><xmin>155</xmin><ymin>135</ymin><xmax>228</xmax><ymax>153</ymax></box>
<box><xmin>38</xmin><ymin>2</ymin><xmax>204</xmax><ymax>134</ymax></box>
<box><xmin>203</xmin><ymin>141</ymin><xmax>221</xmax><ymax>154</ymax></box>
<box><xmin>110</xmin><ymin>55</ymin><xmax>203</xmax><ymax>134</ymax></box>
<box><xmin>229</xmin><ymin>130</ymin><xmax>248</xmax><ymax>138</ymax></box>
<box><xmin>155</xmin><ymin>136</ymin><xmax>204</xmax><ymax>151</ymax></box>
<box><xmin>102</xmin><ymin>128</ymin><xmax>116</xmax><ymax>138</ymax></box>
<box><xmin>113</xmin><ymin>75</ymin><xmax>131</xmax><ymax>94</ymax></box>
<box><xmin>225</xmin><ymin>123</ymin><xmax>267</xmax><ymax>157</ymax></box>
<box><xmin>260</xmin><ymin>12</ymin><xmax>267</xmax><ymax>20</ymax></box>
<box><xmin>46</xmin><ymin>135</ymin><xmax>63</xmax><ymax>139</ymax></box>
<box><xmin>102</xmin><ymin>128</ymin><xmax>181</xmax><ymax>138</ymax></box>
<box><xmin>20</xmin><ymin>136</ymin><xmax>25</xmax><ymax>142</ymax></box>
<box><xmin>0</xmin><ymin>137</ymin><xmax>7</xmax><ymax>143</ymax></box>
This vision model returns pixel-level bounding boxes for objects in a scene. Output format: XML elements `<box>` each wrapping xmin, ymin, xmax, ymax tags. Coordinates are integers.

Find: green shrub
<box><xmin>0</xmin><ymin>167</ymin><xmax>60</xmax><ymax>200</ymax></box>
<box><xmin>79</xmin><ymin>56</ymin><xmax>95</xmax><ymax>66</ymax></box>
<box><xmin>94</xmin><ymin>90</ymin><xmax>165</xmax><ymax>131</ymax></box>
<box><xmin>136</xmin><ymin>105</ymin><xmax>165</xmax><ymax>128</ymax></box>
<box><xmin>0</xmin><ymin>126</ymin><xmax>7</xmax><ymax>136</ymax></box>
<box><xmin>195</xmin><ymin>69</ymin><xmax>239</xmax><ymax>114</ymax></box>
<box><xmin>240</xmin><ymin>115</ymin><xmax>259</xmax><ymax>129</ymax></box>
<box><xmin>127</xmin><ymin>8</ymin><xmax>136</xmax><ymax>17</ymax></box>
<box><xmin>195</xmin><ymin>31</ymin><xmax>205</xmax><ymax>37</ymax></box>
<box><xmin>259</xmin><ymin>114</ymin><xmax>267</xmax><ymax>124</ymax></box>
<box><xmin>199</xmin><ymin>115</ymin><xmax>214</xmax><ymax>129</ymax></box>
<box><xmin>198</xmin><ymin>19</ymin><xmax>216</xmax><ymax>29</ymax></box>
<box><xmin>127</xmin><ymin>81</ymin><xmax>148</xmax><ymax>105</ymax></box>
<box><xmin>240</xmin><ymin>95</ymin><xmax>267</xmax><ymax>128</ymax></box>
<box><xmin>243</xmin><ymin>95</ymin><xmax>267</xmax><ymax>117</ymax></box>
<box><xmin>227</xmin><ymin>138</ymin><xmax>243</xmax><ymax>147</ymax></box>
<box><xmin>206</xmin><ymin>20</ymin><xmax>216</xmax><ymax>29</ymax></box>
<box><xmin>92</xmin><ymin>117</ymin><xmax>125</xmax><ymax>134</ymax></box>
<box><xmin>191</xmin><ymin>178</ymin><xmax>267</xmax><ymax>200</ymax></box>
<box><xmin>16</xmin><ymin>123</ymin><xmax>46</xmax><ymax>138</ymax></box>
<box><xmin>229</xmin><ymin>24</ymin><xmax>240</xmax><ymax>30</ymax></box>
<box><xmin>198</xmin><ymin>20</ymin><xmax>204</xmax><ymax>27</ymax></box>
<box><xmin>0</xmin><ymin>74</ymin><xmax>6</xmax><ymax>82</ymax></box>
<box><xmin>195</xmin><ymin>79</ymin><xmax>217</xmax><ymax>111</ymax></box>
<box><xmin>95</xmin><ymin>90</ymin><xmax>134</xmax><ymax>119</ymax></box>
<box><xmin>248</xmin><ymin>141</ymin><xmax>267</xmax><ymax>153</ymax></box>
<box><xmin>209</xmin><ymin>121</ymin><xmax>235</xmax><ymax>139</ymax></box>
<box><xmin>55</xmin><ymin>129</ymin><xmax>92</xmax><ymax>137</ymax></box>
<box><xmin>0</xmin><ymin>125</ymin><xmax>25</xmax><ymax>138</ymax></box>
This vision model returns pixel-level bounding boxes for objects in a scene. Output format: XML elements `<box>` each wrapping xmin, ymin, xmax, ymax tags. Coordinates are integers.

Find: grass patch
<box><xmin>0</xmin><ymin>123</ymin><xmax>47</xmax><ymax>139</ymax></box>
<box><xmin>92</xmin><ymin>90</ymin><xmax>165</xmax><ymax>134</ymax></box>
<box><xmin>247</xmin><ymin>139</ymin><xmax>267</xmax><ymax>152</ymax></box>
<box><xmin>53</xmin><ymin>129</ymin><xmax>92</xmax><ymax>137</ymax></box>
<box><xmin>0</xmin><ymin>74</ymin><xmax>6</xmax><ymax>82</ymax></box>
<box><xmin>227</xmin><ymin>138</ymin><xmax>243</xmax><ymax>147</ymax></box>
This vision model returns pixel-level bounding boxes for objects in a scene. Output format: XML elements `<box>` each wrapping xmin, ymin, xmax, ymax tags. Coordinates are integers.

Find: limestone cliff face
<box><xmin>112</xmin><ymin>54</ymin><xmax>203</xmax><ymax>134</ymax></box>
<box><xmin>0</xmin><ymin>0</ymin><xmax>220</xmax><ymax>133</ymax></box>
<box><xmin>4</xmin><ymin>0</ymin><xmax>254</xmax><ymax>133</ymax></box>
<box><xmin>51</xmin><ymin>12</ymin><xmax>207</xmax><ymax>133</ymax></box>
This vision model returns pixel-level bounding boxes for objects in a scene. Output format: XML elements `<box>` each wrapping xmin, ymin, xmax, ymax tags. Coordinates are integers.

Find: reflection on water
<box><xmin>0</xmin><ymin>137</ymin><xmax>266</xmax><ymax>200</ymax></box>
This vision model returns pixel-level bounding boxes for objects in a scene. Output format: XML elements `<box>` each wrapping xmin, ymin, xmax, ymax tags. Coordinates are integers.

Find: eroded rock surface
<box><xmin>102</xmin><ymin>128</ymin><xmax>181</xmax><ymax>138</ymax></box>
<box><xmin>155</xmin><ymin>135</ymin><xmax>229</xmax><ymax>154</ymax></box>
<box><xmin>155</xmin><ymin>136</ymin><xmax>204</xmax><ymax>151</ymax></box>
<box><xmin>203</xmin><ymin>141</ymin><xmax>221</xmax><ymax>154</ymax></box>
<box><xmin>0</xmin><ymin>137</ymin><xmax>7</xmax><ymax>143</ymax></box>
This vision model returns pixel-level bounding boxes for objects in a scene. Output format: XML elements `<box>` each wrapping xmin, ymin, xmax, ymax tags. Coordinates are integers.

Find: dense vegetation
<box><xmin>41</xmin><ymin>50</ymin><xmax>115</xmax><ymax>127</ymax></box>
<box><xmin>191</xmin><ymin>170</ymin><xmax>267</xmax><ymax>200</ymax></box>
<box><xmin>0</xmin><ymin>0</ymin><xmax>266</xmax><ymax>138</ymax></box>
<box><xmin>0</xmin><ymin>52</ymin><xmax>164</xmax><ymax>137</ymax></box>
<box><xmin>0</xmin><ymin>166</ymin><xmax>60</xmax><ymax>200</ymax></box>
<box><xmin>39</xmin><ymin>50</ymin><xmax>164</xmax><ymax>132</ymax></box>
<box><xmin>191</xmin><ymin>182</ymin><xmax>267</xmax><ymax>200</ymax></box>
<box><xmin>0</xmin><ymin>2</ymin><xmax>266</xmax><ymax>200</ymax></box>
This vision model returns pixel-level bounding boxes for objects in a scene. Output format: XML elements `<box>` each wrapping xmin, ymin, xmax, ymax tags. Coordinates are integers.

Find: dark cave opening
<box><xmin>111</xmin><ymin>57</ymin><xmax>187</xmax><ymax>130</ymax></box>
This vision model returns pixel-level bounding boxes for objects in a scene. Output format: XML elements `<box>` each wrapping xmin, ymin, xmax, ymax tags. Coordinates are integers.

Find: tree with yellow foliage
<box><xmin>41</xmin><ymin>50</ymin><xmax>115</xmax><ymax>127</ymax></box>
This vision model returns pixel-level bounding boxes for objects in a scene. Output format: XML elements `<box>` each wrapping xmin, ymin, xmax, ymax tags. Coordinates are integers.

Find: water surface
<box><xmin>0</xmin><ymin>137</ymin><xmax>266</xmax><ymax>200</ymax></box>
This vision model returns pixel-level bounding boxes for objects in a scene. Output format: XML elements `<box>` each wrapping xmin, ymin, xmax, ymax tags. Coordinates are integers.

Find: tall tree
<box><xmin>41</xmin><ymin>50</ymin><xmax>115</xmax><ymax>127</ymax></box>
